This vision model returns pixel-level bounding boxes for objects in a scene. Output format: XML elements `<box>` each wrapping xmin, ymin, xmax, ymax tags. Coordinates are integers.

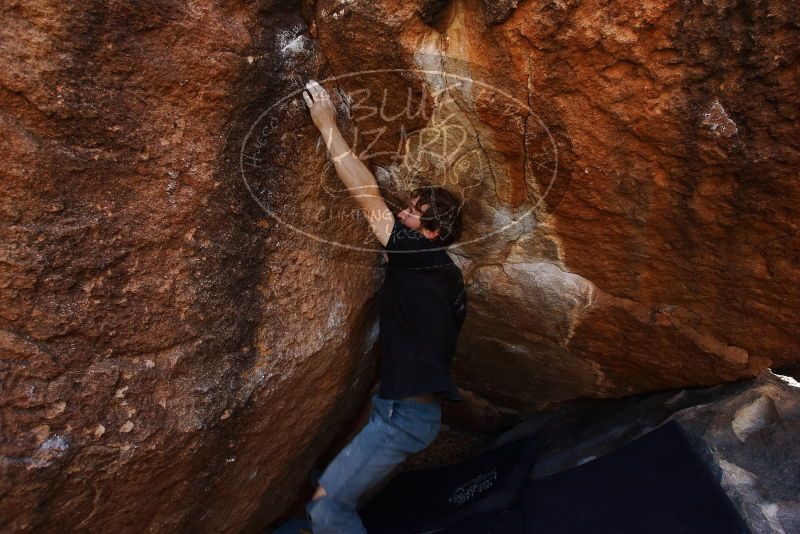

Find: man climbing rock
<box><xmin>301</xmin><ymin>79</ymin><xmax>467</xmax><ymax>533</ymax></box>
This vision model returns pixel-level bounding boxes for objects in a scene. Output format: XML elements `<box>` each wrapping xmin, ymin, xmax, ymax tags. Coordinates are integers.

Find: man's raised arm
<box><xmin>303</xmin><ymin>80</ymin><xmax>393</xmax><ymax>247</ymax></box>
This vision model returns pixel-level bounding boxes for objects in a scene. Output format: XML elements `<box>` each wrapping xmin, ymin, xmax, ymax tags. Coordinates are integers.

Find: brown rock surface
<box><xmin>1</xmin><ymin>1</ymin><xmax>378</xmax><ymax>532</ymax></box>
<box><xmin>1</xmin><ymin>0</ymin><xmax>798</xmax><ymax>531</ymax></box>
<box><xmin>305</xmin><ymin>0</ymin><xmax>799</xmax><ymax>410</ymax></box>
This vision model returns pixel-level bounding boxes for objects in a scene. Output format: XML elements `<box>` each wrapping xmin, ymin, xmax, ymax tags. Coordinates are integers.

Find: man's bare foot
<box><xmin>312</xmin><ymin>484</ymin><xmax>327</xmax><ymax>501</ymax></box>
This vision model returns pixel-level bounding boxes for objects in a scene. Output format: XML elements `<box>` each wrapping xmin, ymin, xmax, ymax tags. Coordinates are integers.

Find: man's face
<box><xmin>398</xmin><ymin>195</ymin><xmax>427</xmax><ymax>231</ymax></box>
<box><xmin>397</xmin><ymin>195</ymin><xmax>440</xmax><ymax>240</ymax></box>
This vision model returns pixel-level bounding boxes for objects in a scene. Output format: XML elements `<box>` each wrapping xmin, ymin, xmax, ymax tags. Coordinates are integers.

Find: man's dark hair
<box><xmin>410</xmin><ymin>186</ymin><xmax>463</xmax><ymax>247</ymax></box>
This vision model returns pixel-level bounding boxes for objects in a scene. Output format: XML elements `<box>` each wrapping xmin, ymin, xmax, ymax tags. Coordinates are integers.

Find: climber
<box><xmin>301</xmin><ymin>79</ymin><xmax>468</xmax><ymax>533</ymax></box>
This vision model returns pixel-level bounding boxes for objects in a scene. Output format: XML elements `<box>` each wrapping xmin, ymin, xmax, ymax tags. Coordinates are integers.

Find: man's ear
<box><xmin>421</xmin><ymin>227</ymin><xmax>440</xmax><ymax>240</ymax></box>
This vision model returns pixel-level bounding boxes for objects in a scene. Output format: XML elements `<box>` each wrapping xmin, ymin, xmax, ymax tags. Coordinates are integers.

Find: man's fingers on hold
<box><xmin>311</xmin><ymin>80</ymin><xmax>328</xmax><ymax>99</ymax></box>
<box><xmin>305</xmin><ymin>82</ymin><xmax>316</xmax><ymax>101</ymax></box>
<box><xmin>302</xmin><ymin>90</ymin><xmax>313</xmax><ymax>107</ymax></box>
<box><xmin>307</xmin><ymin>80</ymin><xmax>321</xmax><ymax>99</ymax></box>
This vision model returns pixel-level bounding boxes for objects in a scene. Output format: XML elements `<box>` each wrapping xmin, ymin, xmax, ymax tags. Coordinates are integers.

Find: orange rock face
<box><xmin>438</xmin><ymin>0</ymin><xmax>800</xmax><ymax>410</ymax></box>
<box><xmin>0</xmin><ymin>2</ymin><xmax>378</xmax><ymax>531</ymax></box>
<box><xmin>305</xmin><ymin>0</ymin><xmax>799</xmax><ymax>410</ymax></box>
<box><xmin>1</xmin><ymin>0</ymin><xmax>798</xmax><ymax>531</ymax></box>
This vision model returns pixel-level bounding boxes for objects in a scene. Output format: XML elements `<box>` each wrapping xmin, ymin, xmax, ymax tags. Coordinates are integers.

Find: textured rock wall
<box><xmin>1</xmin><ymin>1</ymin><xmax>378</xmax><ymax>531</ymax></box>
<box><xmin>1</xmin><ymin>0</ymin><xmax>798</xmax><ymax>531</ymax></box>
<box><xmin>362</xmin><ymin>0</ymin><xmax>800</xmax><ymax>410</ymax></box>
<box><xmin>293</xmin><ymin>0</ymin><xmax>799</xmax><ymax>412</ymax></box>
<box><xmin>465</xmin><ymin>0</ymin><xmax>800</xmax><ymax>409</ymax></box>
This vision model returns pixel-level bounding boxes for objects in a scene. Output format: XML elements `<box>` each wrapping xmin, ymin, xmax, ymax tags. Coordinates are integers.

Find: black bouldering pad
<box><xmin>360</xmin><ymin>435</ymin><xmax>537</xmax><ymax>534</ymax></box>
<box><xmin>521</xmin><ymin>421</ymin><xmax>750</xmax><ymax>534</ymax></box>
<box><xmin>271</xmin><ymin>517</ymin><xmax>311</xmax><ymax>534</ymax></box>
<box><xmin>433</xmin><ymin>509</ymin><xmax>523</xmax><ymax>534</ymax></box>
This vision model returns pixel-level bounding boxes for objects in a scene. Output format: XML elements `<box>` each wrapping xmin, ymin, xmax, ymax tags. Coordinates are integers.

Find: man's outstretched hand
<box><xmin>303</xmin><ymin>80</ymin><xmax>336</xmax><ymax>132</ymax></box>
<box><xmin>301</xmin><ymin>80</ymin><xmax>393</xmax><ymax>247</ymax></box>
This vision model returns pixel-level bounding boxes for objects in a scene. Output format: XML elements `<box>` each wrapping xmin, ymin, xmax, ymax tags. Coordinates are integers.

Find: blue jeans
<box><xmin>305</xmin><ymin>393</ymin><xmax>442</xmax><ymax>533</ymax></box>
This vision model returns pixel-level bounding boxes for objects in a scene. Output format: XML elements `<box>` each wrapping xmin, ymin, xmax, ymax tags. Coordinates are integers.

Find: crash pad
<box><xmin>521</xmin><ymin>422</ymin><xmax>750</xmax><ymax>534</ymax></box>
<box><xmin>360</xmin><ymin>435</ymin><xmax>537</xmax><ymax>533</ymax></box>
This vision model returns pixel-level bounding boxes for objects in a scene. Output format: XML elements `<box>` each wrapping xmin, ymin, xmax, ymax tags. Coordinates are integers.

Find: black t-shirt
<box><xmin>378</xmin><ymin>215</ymin><xmax>467</xmax><ymax>402</ymax></box>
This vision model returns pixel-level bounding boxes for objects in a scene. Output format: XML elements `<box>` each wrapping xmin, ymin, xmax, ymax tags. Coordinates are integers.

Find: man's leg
<box><xmin>305</xmin><ymin>395</ymin><xmax>441</xmax><ymax>533</ymax></box>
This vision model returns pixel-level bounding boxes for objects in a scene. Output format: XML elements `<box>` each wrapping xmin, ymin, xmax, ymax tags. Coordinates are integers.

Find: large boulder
<box><xmin>1</xmin><ymin>1</ymin><xmax>378</xmax><ymax>531</ymax></box>
<box><xmin>446</xmin><ymin>0</ymin><xmax>800</xmax><ymax>410</ymax></box>
<box><xmin>298</xmin><ymin>0</ymin><xmax>800</xmax><ymax>410</ymax></box>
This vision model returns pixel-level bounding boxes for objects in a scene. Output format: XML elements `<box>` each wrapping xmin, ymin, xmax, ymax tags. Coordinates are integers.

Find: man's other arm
<box><xmin>303</xmin><ymin>80</ymin><xmax>393</xmax><ymax>247</ymax></box>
